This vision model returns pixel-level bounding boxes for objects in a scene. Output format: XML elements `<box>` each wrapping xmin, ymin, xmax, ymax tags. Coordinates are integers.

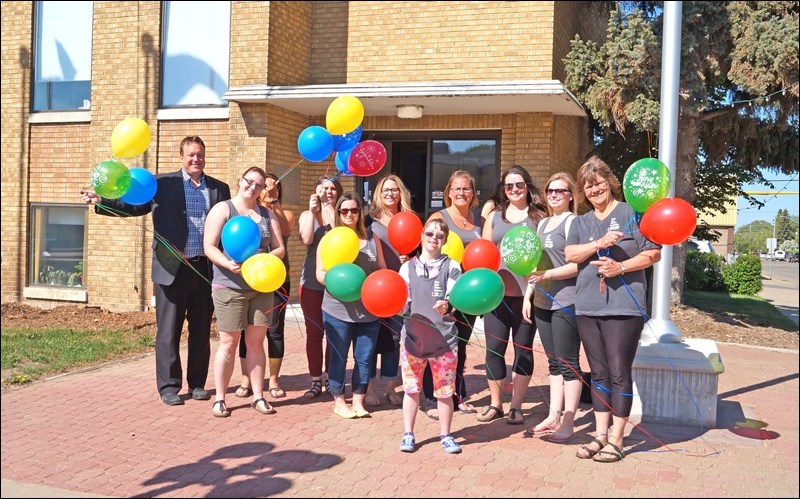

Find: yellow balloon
<box><xmin>111</xmin><ymin>117</ymin><xmax>152</xmax><ymax>159</ymax></box>
<box><xmin>319</xmin><ymin>226</ymin><xmax>360</xmax><ymax>270</ymax></box>
<box><xmin>442</xmin><ymin>231</ymin><xmax>464</xmax><ymax>263</ymax></box>
<box><xmin>241</xmin><ymin>253</ymin><xmax>286</xmax><ymax>293</ymax></box>
<box><xmin>326</xmin><ymin>96</ymin><xmax>364</xmax><ymax>135</ymax></box>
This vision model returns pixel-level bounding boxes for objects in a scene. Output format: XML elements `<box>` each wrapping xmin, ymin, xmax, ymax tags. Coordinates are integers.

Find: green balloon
<box><xmin>90</xmin><ymin>160</ymin><xmax>132</xmax><ymax>199</ymax></box>
<box><xmin>622</xmin><ymin>158</ymin><xmax>671</xmax><ymax>213</ymax></box>
<box><xmin>324</xmin><ymin>263</ymin><xmax>366</xmax><ymax>302</ymax></box>
<box><xmin>500</xmin><ymin>226</ymin><xmax>542</xmax><ymax>276</ymax></box>
<box><xmin>449</xmin><ymin>268</ymin><xmax>505</xmax><ymax>316</ymax></box>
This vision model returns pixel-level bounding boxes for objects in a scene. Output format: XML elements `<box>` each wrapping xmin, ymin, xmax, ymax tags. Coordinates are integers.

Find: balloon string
<box><xmin>276</xmin><ymin>158</ymin><xmax>306</xmax><ymax>182</ymax></box>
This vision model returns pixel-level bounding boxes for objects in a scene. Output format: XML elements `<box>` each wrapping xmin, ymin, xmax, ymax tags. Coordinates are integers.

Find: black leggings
<box><xmin>239</xmin><ymin>277</ymin><xmax>290</xmax><ymax>360</ymax></box>
<box><xmin>576</xmin><ymin>315</ymin><xmax>642</xmax><ymax>417</ymax></box>
<box><xmin>483</xmin><ymin>296</ymin><xmax>534</xmax><ymax>381</ymax></box>
<box><xmin>534</xmin><ymin>305</ymin><xmax>581</xmax><ymax>380</ymax></box>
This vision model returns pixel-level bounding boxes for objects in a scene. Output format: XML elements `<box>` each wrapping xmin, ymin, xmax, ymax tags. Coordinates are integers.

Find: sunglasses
<box><xmin>546</xmin><ymin>188</ymin><xmax>570</xmax><ymax>196</ymax></box>
<box><xmin>504</xmin><ymin>182</ymin><xmax>527</xmax><ymax>191</ymax></box>
<box><xmin>423</xmin><ymin>231</ymin><xmax>446</xmax><ymax>241</ymax></box>
<box><xmin>339</xmin><ymin>207</ymin><xmax>361</xmax><ymax>215</ymax></box>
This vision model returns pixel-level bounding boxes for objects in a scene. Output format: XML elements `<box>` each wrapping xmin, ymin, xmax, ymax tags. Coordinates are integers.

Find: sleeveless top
<box><xmin>438</xmin><ymin>208</ymin><xmax>483</xmax><ymax>247</ymax></box>
<box><xmin>402</xmin><ymin>256</ymin><xmax>458</xmax><ymax>352</ymax></box>
<box><xmin>322</xmin><ymin>235</ymin><xmax>381</xmax><ymax>323</ymax></box>
<box><xmin>534</xmin><ymin>214</ymin><xmax>577</xmax><ymax>310</ymax></box>
<box><xmin>489</xmin><ymin>210</ymin><xmax>535</xmax><ymax>296</ymax></box>
<box><xmin>299</xmin><ymin>220</ymin><xmax>329</xmax><ymax>291</ymax></box>
<box><xmin>370</xmin><ymin>219</ymin><xmax>402</xmax><ymax>271</ymax></box>
<box><xmin>212</xmin><ymin>200</ymin><xmax>272</xmax><ymax>290</ymax></box>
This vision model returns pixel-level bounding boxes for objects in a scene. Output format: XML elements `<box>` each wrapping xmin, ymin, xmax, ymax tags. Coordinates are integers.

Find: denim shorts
<box><xmin>211</xmin><ymin>286</ymin><xmax>272</xmax><ymax>332</ymax></box>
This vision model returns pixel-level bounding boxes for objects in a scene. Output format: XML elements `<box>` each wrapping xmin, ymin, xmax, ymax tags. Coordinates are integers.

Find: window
<box><xmin>32</xmin><ymin>1</ymin><xmax>93</xmax><ymax>112</ymax></box>
<box><xmin>29</xmin><ymin>204</ymin><xmax>87</xmax><ymax>287</ymax></box>
<box><xmin>162</xmin><ymin>1</ymin><xmax>231</xmax><ymax>107</ymax></box>
<box><xmin>431</xmin><ymin>139</ymin><xmax>498</xmax><ymax>204</ymax></box>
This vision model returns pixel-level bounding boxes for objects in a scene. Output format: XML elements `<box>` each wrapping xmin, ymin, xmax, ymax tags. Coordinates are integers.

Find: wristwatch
<box><xmin>618</xmin><ymin>261</ymin><xmax>626</xmax><ymax>275</ymax></box>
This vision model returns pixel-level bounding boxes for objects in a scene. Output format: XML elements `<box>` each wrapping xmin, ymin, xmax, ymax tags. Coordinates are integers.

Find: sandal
<box><xmin>304</xmin><ymin>379</ymin><xmax>322</xmax><ymax>399</ymax></box>
<box><xmin>477</xmin><ymin>405</ymin><xmax>505</xmax><ymax>422</ymax></box>
<box><xmin>593</xmin><ymin>442</ymin><xmax>625</xmax><ymax>463</ymax></box>
<box><xmin>576</xmin><ymin>437</ymin><xmax>607</xmax><ymax>459</ymax></box>
<box><xmin>235</xmin><ymin>385</ymin><xmax>253</xmax><ymax>398</ymax></box>
<box><xmin>506</xmin><ymin>407</ymin><xmax>525</xmax><ymax>425</ymax></box>
<box><xmin>268</xmin><ymin>386</ymin><xmax>287</xmax><ymax>399</ymax></box>
<box><xmin>212</xmin><ymin>400</ymin><xmax>230</xmax><ymax>418</ymax></box>
<box><xmin>457</xmin><ymin>402</ymin><xmax>477</xmax><ymax>415</ymax></box>
<box><xmin>251</xmin><ymin>397</ymin><xmax>276</xmax><ymax>415</ymax></box>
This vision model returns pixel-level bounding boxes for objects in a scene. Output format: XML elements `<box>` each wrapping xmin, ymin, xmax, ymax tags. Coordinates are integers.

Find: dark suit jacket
<box><xmin>97</xmin><ymin>170</ymin><xmax>231</xmax><ymax>286</ymax></box>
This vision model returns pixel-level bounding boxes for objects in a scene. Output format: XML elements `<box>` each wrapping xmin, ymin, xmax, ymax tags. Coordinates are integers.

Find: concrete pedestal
<box><xmin>631</xmin><ymin>338</ymin><xmax>725</xmax><ymax>428</ymax></box>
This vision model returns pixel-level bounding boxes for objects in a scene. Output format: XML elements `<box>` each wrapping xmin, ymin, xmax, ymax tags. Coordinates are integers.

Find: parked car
<box><xmin>773</xmin><ymin>250</ymin><xmax>786</xmax><ymax>261</ymax></box>
<box><xmin>789</xmin><ymin>252</ymin><xmax>799</xmax><ymax>263</ymax></box>
<box><xmin>687</xmin><ymin>238</ymin><xmax>715</xmax><ymax>254</ymax></box>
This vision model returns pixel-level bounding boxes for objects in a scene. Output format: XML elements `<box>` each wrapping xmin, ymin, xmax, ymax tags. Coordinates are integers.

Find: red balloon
<box><xmin>639</xmin><ymin>197</ymin><xmax>697</xmax><ymax>245</ymax></box>
<box><xmin>462</xmin><ymin>239</ymin><xmax>502</xmax><ymax>272</ymax></box>
<box><xmin>361</xmin><ymin>269</ymin><xmax>408</xmax><ymax>318</ymax></box>
<box><xmin>388</xmin><ymin>212</ymin><xmax>423</xmax><ymax>255</ymax></box>
<box><xmin>348</xmin><ymin>140</ymin><xmax>387</xmax><ymax>176</ymax></box>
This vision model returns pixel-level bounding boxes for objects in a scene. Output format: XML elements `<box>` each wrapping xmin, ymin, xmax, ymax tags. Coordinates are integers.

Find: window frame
<box><xmin>28</xmin><ymin>203</ymin><xmax>88</xmax><ymax>289</ymax></box>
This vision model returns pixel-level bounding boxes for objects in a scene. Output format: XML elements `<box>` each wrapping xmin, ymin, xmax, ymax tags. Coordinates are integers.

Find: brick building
<box><xmin>1</xmin><ymin>1</ymin><xmax>607</xmax><ymax>311</ymax></box>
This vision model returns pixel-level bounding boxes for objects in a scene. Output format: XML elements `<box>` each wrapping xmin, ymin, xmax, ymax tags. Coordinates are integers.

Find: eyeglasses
<box><xmin>381</xmin><ymin>188</ymin><xmax>400</xmax><ymax>195</ymax></box>
<box><xmin>504</xmin><ymin>182</ymin><xmax>527</xmax><ymax>191</ymax></box>
<box><xmin>423</xmin><ymin>231</ymin><xmax>446</xmax><ymax>241</ymax></box>
<box><xmin>339</xmin><ymin>207</ymin><xmax>360</xmax><ymax>215</ymax></box>
<box><xmin>450</xmin><ymin>187</ymin><xmax>473</xmax><ymax>193</ymax></box>
<box><xmin>241</xmin><ymin>178</ymin><xmax>266</xmax><ymax>191</ymax></box>
<box><xmin>546</xmin><ymin>188</ymin><xmax>570</xmax><ymax>196</ymax></box>
<box><xmin>583</xmin><ymin>179</ymin><xmax>608</xmax><ymax>192</ymax></box>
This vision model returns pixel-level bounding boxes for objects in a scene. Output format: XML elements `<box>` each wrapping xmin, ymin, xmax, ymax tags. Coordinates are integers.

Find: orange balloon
<box><xmin>462</xmin><ymin>239</ymin><xmax>501</xmax><ymax>271</ymax></box>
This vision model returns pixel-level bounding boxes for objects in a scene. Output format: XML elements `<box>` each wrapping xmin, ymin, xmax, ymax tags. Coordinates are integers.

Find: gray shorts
<box><xmin>211</xmin><ymin>286</ymin><xmax>273</xmax><ymax>332</ymax></box>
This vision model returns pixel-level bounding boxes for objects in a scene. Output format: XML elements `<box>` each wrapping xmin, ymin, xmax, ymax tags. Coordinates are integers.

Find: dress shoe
<box><xmin>190</xmin><ymin>387</ymin><xmax>210</xmax><ymax>400</ymax></box>
<box><xmin>161</xmin><ymin>393</ymin><xmax>184</xmax><ymax>406</ymax></box>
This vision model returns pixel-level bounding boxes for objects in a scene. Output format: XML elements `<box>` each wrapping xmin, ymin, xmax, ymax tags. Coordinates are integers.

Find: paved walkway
<box><xmin>2</xmin><ymin>303</ymin><xmax>798</xmax><ymax>498</ymax></box>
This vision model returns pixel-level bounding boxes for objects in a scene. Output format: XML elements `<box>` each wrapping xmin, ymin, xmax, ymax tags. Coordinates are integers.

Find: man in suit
<box><xmin>81</xmin><ymin>136</ymin><xmax>231</xmax><ymax>405</ymax></box>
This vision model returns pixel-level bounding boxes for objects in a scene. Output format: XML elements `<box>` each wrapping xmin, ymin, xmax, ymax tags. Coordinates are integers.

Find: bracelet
<box><xmin>618</xmin><ymin>262</ymin><xmax>626</xmax><ymax>275</ymax></box>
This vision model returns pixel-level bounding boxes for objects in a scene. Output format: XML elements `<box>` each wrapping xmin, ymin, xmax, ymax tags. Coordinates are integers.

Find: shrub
<box><xmin>685</xmin><ymin>250</ymin><xmax>726</xmax><ymax>292</ymax></box>
<box><xmin>722</xmin><ymin>254</ymin><xmax>762</xmax><ymax>295</ymax></box>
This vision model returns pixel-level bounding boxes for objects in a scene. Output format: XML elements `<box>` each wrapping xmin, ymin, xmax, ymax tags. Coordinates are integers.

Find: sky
<box><xmin>735</xmin><ymin>171</ymin><xmax>799</xmax><ymax>229</ymax></box>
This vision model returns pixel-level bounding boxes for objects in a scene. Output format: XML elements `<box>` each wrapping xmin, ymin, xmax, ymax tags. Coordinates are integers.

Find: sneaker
<box><xmin>399</xmin><ymin>433</ymin><xmax>416</xmax><ymax>453</ymax></box>
<box><xmin>440</xmin><ymin>435</ymin><xmax>462</xmax><ymax>454</ymax></box>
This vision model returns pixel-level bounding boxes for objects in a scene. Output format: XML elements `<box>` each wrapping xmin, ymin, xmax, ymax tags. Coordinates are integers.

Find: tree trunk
<box><xmin>669</xmin><ymin>116</ymin><xmax>700</xmax><ymax>305</ymax></box>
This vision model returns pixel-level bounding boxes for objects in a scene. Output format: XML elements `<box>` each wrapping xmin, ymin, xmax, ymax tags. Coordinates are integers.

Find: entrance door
<box><xmin>391</xmin><ymin>141</ymin><xmax>428</xmax><ymax>217</ymax></box>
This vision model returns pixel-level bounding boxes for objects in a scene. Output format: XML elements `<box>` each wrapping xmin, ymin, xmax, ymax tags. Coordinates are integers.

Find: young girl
<box><xmin>397</xmin><ymin>218</ymin><xmax>464</xmax><ymax>454</ymax></box>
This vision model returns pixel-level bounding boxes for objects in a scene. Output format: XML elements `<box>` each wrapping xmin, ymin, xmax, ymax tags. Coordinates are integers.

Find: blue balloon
<box><xmin>297</xmin><ymin>126</ymin><xmax>334</xmax><ymax>162</ymax></box>
<box><xmin>332</xmin><ymin>125</ymin><xmax>362</xmax><ymax>152</ymax></box>
<box><xmin>119</xmin><ymin>167</ymin><xmax>157</xmax><ymax>205</ymax></box>
<box><xmin>221</xmin><ymin>216</ymin><xmax>261</xmax><ymax>263</ymax></box>
<box><xmin>335</xmin><ymin>147</ymin><xmax>355</xmax><ymax>174</ymax></box>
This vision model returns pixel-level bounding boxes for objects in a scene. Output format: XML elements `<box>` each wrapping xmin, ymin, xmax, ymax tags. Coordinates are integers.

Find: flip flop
<box><xmin>235</xmin><ymin>386</ymin><xmax>253</xmax><ymax>398</ymax></box>
<box><xmin>543</xmin><ymin>432</ymin><xmax>575</xmax><ymax>443</ymax></box>
<box><xmin>268</xmin><ymin>386</ymin><xmax>286</xmax><ymax>399</ymax></box>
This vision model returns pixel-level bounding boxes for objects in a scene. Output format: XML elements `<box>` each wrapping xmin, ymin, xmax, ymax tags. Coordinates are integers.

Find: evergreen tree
<box><xmin>564</xmin><ymin>1</ymin><xmax>799</xmax><ymax>303</ymax></box>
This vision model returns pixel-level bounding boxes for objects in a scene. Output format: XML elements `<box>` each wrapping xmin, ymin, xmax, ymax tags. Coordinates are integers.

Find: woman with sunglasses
<box><xmin>478</xmin><ymin>165</ymin><xmax>547</xmax><ymax>424</ymax></box>
<box><xmin>364</xmin><ymin>174</ymin><xmax>417</xmax><ymax>407</ymax></box>
<box><xmin>424</xmin><ymin>170</ymin><xmax>484</xmax><ymax>417</ymax></box>
<box><xmin>565</xmin><ymin>156</ymin><xmax>661</xmax><ymax>462</ymax></box>
<box><xmin>234</xmin><ymin>173</ymin><xmax>296</xmax><ymax>400</ymax></box>
<box><xmin>522</xmin><ymin>172</ymin><xmax>581</xmax><ymax>441</ymax></box>
<box><xmin>317</xmin><ymin>192</ymin><xmax>387</xmax><ymax>419</ymax></box>
<box><xmin>203</xmin><ymin>167</ymin><xmax>285</xmax><ymax>417</ymax></box>
<box><xmin>298</xmin><ymin>176</ymin><xmax>344</xmax><ymax>398</ymax></box>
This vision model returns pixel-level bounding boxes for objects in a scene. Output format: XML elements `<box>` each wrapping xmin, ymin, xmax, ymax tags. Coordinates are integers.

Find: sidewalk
<box><xmin>1</xmin><ymin>303</ymin><xmax>798</xmax><ymax>498</ymax></box>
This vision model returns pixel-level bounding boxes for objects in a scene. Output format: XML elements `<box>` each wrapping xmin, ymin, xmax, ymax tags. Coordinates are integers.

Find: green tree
<box><xmin>564</xmin><ymin>1</ymin><xmax>799</xmax><ymax>304</ymax></box>
<box><xmin>776</xmin><ymin>208</ymin><xmax>795</xmax><ymax>243</ymax></box>
<box><xmin>734</xmin><ymin>220</ymin><xmax>773</xmax><ymax>254</ymax></box>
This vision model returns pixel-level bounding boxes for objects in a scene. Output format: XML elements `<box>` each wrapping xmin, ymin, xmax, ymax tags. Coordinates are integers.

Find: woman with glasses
<box><xmin>298</xmin><ymin>176</ymin><xmax>343</xmax><ymax>398</ymax></box>
<box><xmin>234</xmin><ymin>173</ymin><xmax>296</xmax><ymax>401</ymax></box>
<box><xmin>203</xmin><ymin>167</ymin><xmax>285</xmax><ymax>417</ymax></box>
<box><xmin>522</xmin><ymin>172</ymin><xmax>581</xmax><ymax>441</ymax></box>
<box><xmin>425</xmin><ymin>170</ymin><xmax>484</xmax><ymax>418</ymax></box>
<box><xmin>478</xmin><ymin>165</ymin><xmax>547</xmax><ymax>424</ymax></box>
<box><xmin>364</xmin><ymin>175</ymin><xmax>417</xmax><ymax>407</ymax></box>
<box><xmin>565</xmin><ymin>156</ymin><xmax>661</xmax><ymax>462</ymax></box>
<box><xmin>397</xmin><ymin>218</ymin><xmax>464</xmax><ymax>454</ymax></box>
<box><xmin>317</xmin><ymin>192</ymin><xmax>387</xmax><ymax>419</ymax></box>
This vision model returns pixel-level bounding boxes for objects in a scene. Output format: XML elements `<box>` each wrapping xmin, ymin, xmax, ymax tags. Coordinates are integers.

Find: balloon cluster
<box><xmin>220</xmin><ymin>216</ymin><xmax>286</xmax><ymax>293</ymax></box>
<box><xmin>622</xmin><ymin>158</ymin><xmax>697</xmax><ymax>245</ymax></box>
<box><xmin>297</xmin><ymin>96</ymin><xmax>387</xmax><ymax>177</ymax></box>
<box><xmin>89</xmin><ymin>118</ymin><xmax>157</xmax><ymax>204</ymax></box>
